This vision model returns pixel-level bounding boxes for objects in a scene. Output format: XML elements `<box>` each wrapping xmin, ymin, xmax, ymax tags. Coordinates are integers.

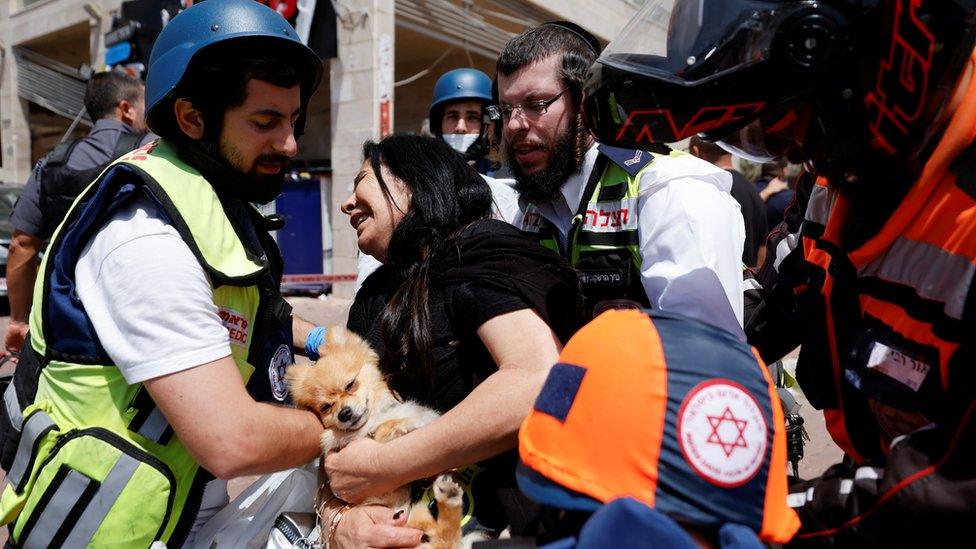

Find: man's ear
<box><xmin>117</xmin><ymin>100</ymin><xmax>136</xmax><ymax>127</ymax></box>
<box><xmin>174</xmin><ymin>98</ymin><xmax>205</xmax><ymax>140</ymax></box>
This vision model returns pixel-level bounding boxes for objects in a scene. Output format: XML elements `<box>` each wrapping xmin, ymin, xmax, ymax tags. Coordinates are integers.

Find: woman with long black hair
<box><xmin>322</xmin><ymin>134</ymin><xmax>581</xmax><ymax>547</ymax></box>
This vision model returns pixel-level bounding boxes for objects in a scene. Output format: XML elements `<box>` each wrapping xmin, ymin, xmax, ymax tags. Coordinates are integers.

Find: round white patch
<box><xmin>677</xmin><ymin>379</ymin><xmax>768</xmax><ymax>488</ymax></box>
<box><xmin>269</xmin><ymin>344</ymin><xmax>293</xmax><ymax>401</ymax></box>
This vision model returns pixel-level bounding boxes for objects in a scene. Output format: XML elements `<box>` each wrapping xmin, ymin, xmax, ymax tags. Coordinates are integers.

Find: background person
<box><xmin>323</xmin><ymin>134</ymin><xmax>582</xmax><ymax>547</ymax></box>
<box><xmin>754</xmin><ymin>159</ymin><xmax>795</xmax><ymax>234</ymax></box>
<box><xmin>0</xmin><ymin>2</ymin><xmax>332</xmax><ymax>546</ymax></box>
<box><xmin>493</xmin><ymin>22</ymin><xmax>746</xmax><ymax>334</ymax></box>
<box><xmin>583</xmin><ymin>0</ymin><xmax>976</xmax><ymax>544</ymax></box>
<box><xmin>4</xmin><ymin>71</ymin><xmax>151</xmax><ymax>361</ymax></box>
<box><xmin>429</xmin><ymin>68</ymin><xmax>495</xmax><ymax>175</ymax></box>
<box><xmin>689</xmin><ymin>136</ymin><xmax>767</xmax><ymax>268</ymax></box>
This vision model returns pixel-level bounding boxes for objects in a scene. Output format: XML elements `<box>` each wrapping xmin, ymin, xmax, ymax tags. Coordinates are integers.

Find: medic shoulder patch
<box><xmin>598</xmin><ymin>144</ymin><xmax>661</xmax><ymax>177</ymax></box>
<box><xmin>534</xmin><ymin>363</ymin><xmax>587</xmax><ymax>422</ymax></box>
<box><xmin>676</xmin><ymin>379</ymin><xmax>768</xmax><ymax>488</ymax></box>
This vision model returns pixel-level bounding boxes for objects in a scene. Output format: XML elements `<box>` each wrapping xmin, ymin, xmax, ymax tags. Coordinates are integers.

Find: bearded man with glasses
<box><xmin>493</xmin><ymin>22</ymin><xmax>746</xmax><ymax>335</ymax></box>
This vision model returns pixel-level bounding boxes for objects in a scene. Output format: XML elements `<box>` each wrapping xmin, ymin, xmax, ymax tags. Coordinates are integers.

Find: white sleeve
<box><xmin>636</xmin><ymin>176</ymin><xmax>746</xmax><ymax>337</ymax></box>
<box><xmin>482</xmin><ymin>175</ymin><xmax>522</xmax><ymax>224</ymax></box>
<box><xmin>75</xmin><ymin>197</ymin><xmax>232</xmax><ymax>384</ymax></box>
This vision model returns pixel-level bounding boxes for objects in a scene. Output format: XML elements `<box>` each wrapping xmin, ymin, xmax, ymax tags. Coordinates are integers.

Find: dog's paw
<box><xmin>372</xmin><ymin>419</ymin><xmax>416</xmax><ymax>442</ymax></box>
<box><xmin>433</xmin><ymin>474</ymin><xmax>463</xmax><ymax>509</ymax></box>
<box><xmin>319</xmin><ymin>430</ymin><xmax>337</xmax><ymax>455</ymax></box>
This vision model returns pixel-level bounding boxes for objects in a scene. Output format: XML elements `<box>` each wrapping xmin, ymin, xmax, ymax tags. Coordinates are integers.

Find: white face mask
<box><xmin>441</xmin><ymin>133</ymin><xmax>479</xmax><ymax>154</ymax></box>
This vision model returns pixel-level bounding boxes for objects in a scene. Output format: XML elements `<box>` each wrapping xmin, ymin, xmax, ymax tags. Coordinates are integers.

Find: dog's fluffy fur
<box><xmin>287</xmin><ymin>326</ymin><xmax>468</xmax><ymax>549</ymax></box>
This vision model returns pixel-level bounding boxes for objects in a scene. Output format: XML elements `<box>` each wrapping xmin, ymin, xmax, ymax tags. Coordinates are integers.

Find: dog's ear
<box><xmin>323</xmin><ymin>325</ymin><xmax>348</xmax><ymax>354</ymax></box>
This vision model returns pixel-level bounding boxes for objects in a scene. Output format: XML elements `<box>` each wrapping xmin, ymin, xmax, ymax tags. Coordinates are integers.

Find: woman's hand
<box><xmin>331</xmin><ymin>505</ymin><xmax>424</xmax><ymax>549</ymax></box>
<box><xmin>325</xmin><ymin>438</ymin><xmax>405</xmax><ymax>504</ymax></box>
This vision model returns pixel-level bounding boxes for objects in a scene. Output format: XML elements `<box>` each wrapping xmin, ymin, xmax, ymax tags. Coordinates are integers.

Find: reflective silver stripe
<box><xmin>854</xmin><ymin>466</ymin><xmax>882</xmax><ymax>481</ymax></box>
<box><xmin>743</xmin><ymin>276</ymin><xmax>762</xmax><ymax>292</ymax></box>
<box><xmin>804</xmin><ymin>184</ymin><xmax>836</xmax><ymax>226</ymax></box>
<box><xmin>61</xmin><ymin>453</ymin><xmax>141</xmax><ymax>547</ymax></box>
<box><xmin>136</xmin><ymin>407</ymin><xmax>169</xmax><ymax>443</ymax></box>
<box><xmin>787</xmin><ymin>491</ymin><xmax>807</xmax><ymax>508</ymax></box>
<box><xmin>773</xmin><ymin>232</ymin><xmax>799</xmax><ymax>272</ymax></box>
<box><xmin>858</xmin><ymin>237</ymin><xmax>975</xmax><ymax>320</ymax></box>
<box><xmin>9</xmin><ymin>410</ymin><xmax>56</xmax><ymax>491</ymax></box>
<box><xmin>21</xmin><ymin>468</ymin><xmax>96</xmax><ymax>549</ymax></box>
<box><xmin>4</xmin><ymin>381</ymin><xmax>23</xmax><ymax>432</ymax></box>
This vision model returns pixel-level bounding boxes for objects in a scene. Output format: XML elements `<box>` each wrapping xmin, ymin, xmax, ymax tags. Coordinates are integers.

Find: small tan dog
<box><xmin>287</xmin><ymin>326</ymin><xmax>466</xmax><ymax>549</ymax></box>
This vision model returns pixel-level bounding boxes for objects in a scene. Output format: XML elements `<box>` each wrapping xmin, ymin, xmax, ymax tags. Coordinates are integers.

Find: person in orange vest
<box><xmin>518</xmin><ymin>309</ymin><xmax>800</xmax><ymax>547</ymax></box>
<box><xmin>582</xmin><ymin>0</ymin><xmax>976</xmax><ymax>545</ymax></box>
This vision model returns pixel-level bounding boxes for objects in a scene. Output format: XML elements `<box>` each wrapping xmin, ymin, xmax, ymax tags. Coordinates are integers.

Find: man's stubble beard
<box><xmin>219</xmin><ymin>136</ymin><xmax>290</xmax><ymax>205</ymax></box>
<box><xmin>507</xmin><ymin>112</ymin><xmax>590</xmax><ymax>204</ymax></box>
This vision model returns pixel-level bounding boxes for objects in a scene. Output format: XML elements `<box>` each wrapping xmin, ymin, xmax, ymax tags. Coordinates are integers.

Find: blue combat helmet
<box><xmin>429</xmin><ymin>68</ymin><xmax>493</xmax><ymax>137</ymax></box>
<box><xmin>145</xmin><ymin>0</ymin><xmax>323</xmax><ymax>136</ymax></box>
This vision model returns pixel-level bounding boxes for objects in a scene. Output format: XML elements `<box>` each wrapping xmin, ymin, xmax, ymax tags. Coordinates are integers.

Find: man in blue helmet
<box><xmin>429</xmin><ymin>68</ymin><xmax>494</xmax><ymax>175</ymax></box>
<box><xmin>0</xmin><ymin>1</ymin><xmax>422</xmax><ymax>547</ymax></box>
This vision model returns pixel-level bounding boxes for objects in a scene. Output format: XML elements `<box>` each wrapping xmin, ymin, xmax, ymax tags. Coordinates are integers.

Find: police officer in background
<box><xmin>4</xmin><ymin>70</ymin><xmax>150</xmax><ymax>360</ymax></box>
<box><xmin>429</xmin><ymin>68</ymin><xmax>495</xmax><ymax>175</ymax></box>
<box><xmin>585</xmin><ymin>0</ymin><xmax>976</xmax><ymax>545</ymax></box>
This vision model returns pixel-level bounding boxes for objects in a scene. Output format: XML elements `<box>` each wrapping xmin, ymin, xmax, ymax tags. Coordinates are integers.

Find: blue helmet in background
<box><xmin>145</xmin><ymin>0</ymin><xmax>323</xmax><ymax>136</ymax></box>
<box><xmin>429</xmin><ymin>68</ymin><xmax>492</xmax><ymax>136</ymax></box>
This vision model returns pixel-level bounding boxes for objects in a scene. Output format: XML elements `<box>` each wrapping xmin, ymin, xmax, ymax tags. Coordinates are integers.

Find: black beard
<box><xmin>222</xmin><ymin>138</ymin><xmax>290</xmax><ymax>204</ymax></box>
<box><xmin>240</xmin><ymin>156</ymin><xmax>289</xmax><ymax>205</ymax></box>
<box><xmin>508</xmin><ymin>122</ymin><xmax>586</xmax><ymax>204</ymax></box>
<box><xmin>180</xmin><ymin>142</ymin><xmax>287</xmax><ymax>205</ymax></box>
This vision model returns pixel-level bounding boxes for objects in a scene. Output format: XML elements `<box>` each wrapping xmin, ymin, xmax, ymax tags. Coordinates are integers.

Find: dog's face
<box><xmin>286</xmin><ymin>326</ymin><xmax>385</xmax><ymax>432</ymax></box>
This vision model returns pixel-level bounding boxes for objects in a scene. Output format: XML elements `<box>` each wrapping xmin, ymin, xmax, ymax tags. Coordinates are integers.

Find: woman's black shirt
<box><xmin>346</xmin><ymin>219</ymin><xmax>582</xmax><ymax>536</ymax></box>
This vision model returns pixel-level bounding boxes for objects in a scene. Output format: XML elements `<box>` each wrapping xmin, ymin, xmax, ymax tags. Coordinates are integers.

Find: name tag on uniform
<box><xmin>867</xmin><ymin>342</ymin><xmax>931</xmax><ymax>392</ymax></box>
<box><xmin>581</xmin><ymin>198</ymin><xmax>638</xmax><ymax>233</ymax></box>
<box><xmin>516</xmin><ymin>204</ymin><xmax>543</xmax><ymax>233</ymax></box>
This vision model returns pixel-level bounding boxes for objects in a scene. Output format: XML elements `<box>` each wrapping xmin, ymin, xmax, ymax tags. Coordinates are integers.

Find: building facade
<box><xmin>0</xmin><ymin>0</ymin><xmax>639</xmax><ymax>296</ymax></box>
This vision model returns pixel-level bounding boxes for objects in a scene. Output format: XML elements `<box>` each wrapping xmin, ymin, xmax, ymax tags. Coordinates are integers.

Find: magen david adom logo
<box><xmin>677</xmin><ymin>379</ymin><xmax>768</xmax><ymax>488</ymax></box>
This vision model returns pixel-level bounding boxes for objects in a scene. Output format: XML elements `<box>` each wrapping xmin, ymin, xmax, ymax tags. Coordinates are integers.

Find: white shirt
<box><xmin>75</xmin><ymin>195</ymin><xmax>234</xmax><ymax>546</ymax></box>
<box><xmin>512</xmin><ymin>143</ymin><xmax>746</xmax><ymax>336</ymax></box>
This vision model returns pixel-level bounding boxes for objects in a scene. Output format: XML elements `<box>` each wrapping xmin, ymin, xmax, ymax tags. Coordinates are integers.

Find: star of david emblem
<box><xmin>706</xmin><ymin>406</ymin><xmax>749</xmax><ymax>457</ymax></box>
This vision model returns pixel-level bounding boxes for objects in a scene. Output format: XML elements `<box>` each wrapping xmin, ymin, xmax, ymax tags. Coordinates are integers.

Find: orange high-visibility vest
<box><xmin>792</xmin><ymin>57</ymin><xmax>976</xmax><ymax>463</ymax></box>
<box><xmin>518</xmin><ymin>309</ymin><xmax>800</xmax><ymax>544</ymax></box>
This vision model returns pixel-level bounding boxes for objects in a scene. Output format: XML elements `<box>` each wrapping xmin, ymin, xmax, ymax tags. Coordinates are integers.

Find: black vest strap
<box><xmin>111</xmin><ymin>133</ymin><xmax>143</xmax><ymax>159</ymax></box>
<box><xmin>46</xmin><ymin>140</ymin><xmax>81</xmax><ymax>167</ymax></box>
<box><xmin>38</xmin><ymin>132</ymin><xmax>147</xmax><ymax>238</ymax></box>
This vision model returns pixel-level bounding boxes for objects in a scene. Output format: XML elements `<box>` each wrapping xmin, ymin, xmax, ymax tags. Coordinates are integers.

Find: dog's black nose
<box><xmin>338</xmin><ymin>407</ymin><xmax>353</xmax><ymax>422</ymax></box>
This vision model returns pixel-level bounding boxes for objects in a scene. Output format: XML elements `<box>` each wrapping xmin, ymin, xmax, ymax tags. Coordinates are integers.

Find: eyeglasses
<box><xmin>487</xmin><ymin>88</ymin><xmax>570</xmax><ymax>121</ymax></box>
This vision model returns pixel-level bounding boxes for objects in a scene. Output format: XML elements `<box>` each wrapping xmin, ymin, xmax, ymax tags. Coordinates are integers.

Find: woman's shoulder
<box><xmin>458</xmin><ymin>218</ymin><xmax>523</xmax><ymax>240</ymax></box>
<box><xmin>358</xmin><ymin>264</ymin><xmax>397</xmax><ymax>292</ymax></box>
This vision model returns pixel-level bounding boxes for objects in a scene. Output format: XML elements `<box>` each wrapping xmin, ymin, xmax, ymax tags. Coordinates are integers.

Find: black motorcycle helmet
<box><xmin>584</xmin><ymin>0</ymin><xmax>976</xmax><ymax>182</ymax></box>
